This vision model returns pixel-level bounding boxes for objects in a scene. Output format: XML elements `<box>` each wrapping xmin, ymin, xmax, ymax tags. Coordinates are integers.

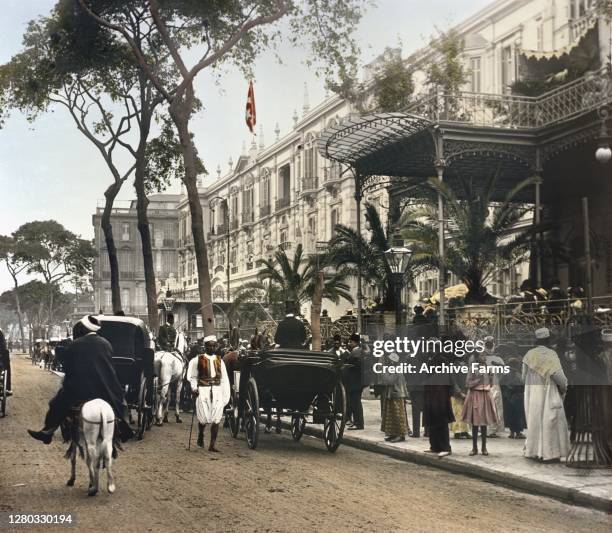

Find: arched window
<box><xmin>213</xmin><ymin>286</ymin><xmax>225</xmax><ymax>301</ymax></box>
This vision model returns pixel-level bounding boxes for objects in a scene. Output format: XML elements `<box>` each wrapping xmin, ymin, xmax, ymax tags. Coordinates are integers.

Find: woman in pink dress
<box><xmin>461</xmin><ymin>351</ymin><xmax>498</xmax><ymax>455</ymax></box>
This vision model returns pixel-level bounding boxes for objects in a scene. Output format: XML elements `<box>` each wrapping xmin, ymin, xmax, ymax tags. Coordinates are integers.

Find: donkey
<box><xmin>65</xmin><ymin>399</ymin><xmax>116</xmax><ymax>496</ymax></box>
<box><xmin>154</xmin><ymin>331</ymin><xmax>187</xmax><ymax>425</ymax></box>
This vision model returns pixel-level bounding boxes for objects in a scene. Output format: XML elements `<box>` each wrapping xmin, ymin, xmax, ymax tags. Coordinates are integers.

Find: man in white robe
<box><xmin>523</xmin><ymin>327</ymin><xmax>570</xmax><ymax>462</ymax></box>
<box><xmin>188</xmin><ymin>335</ymin><xmax>230</xmax><ymax>452</ymax></box>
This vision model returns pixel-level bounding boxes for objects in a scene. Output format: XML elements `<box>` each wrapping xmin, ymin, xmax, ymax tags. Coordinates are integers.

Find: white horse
<box><xmin>154</xmin><ymin>331</ymin><xmax>187</xmax><ymax>425</ymax></box>
<box><xmin>66</xmin><ymin>399</ymin><xmax>116</xmax><ymax>496</ymax></box>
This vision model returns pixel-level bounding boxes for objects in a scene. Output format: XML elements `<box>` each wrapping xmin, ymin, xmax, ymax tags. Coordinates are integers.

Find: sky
<box><xmin>0</xmin><ymin>0</ymin><xmax>492</xmax><ymax>292</ymax></box>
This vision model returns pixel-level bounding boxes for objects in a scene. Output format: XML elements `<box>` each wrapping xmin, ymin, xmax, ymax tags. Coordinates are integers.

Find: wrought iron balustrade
<box><xmin>406</xmin><ymin>67</ymin><xmax>612</xmax><ymax>130</ymax></box>
<box><xmin>442</xmin><ymin>295</ymin><xmax>612</xmax><ymax>343</ymax></box>
<box><xmin>279</xmin><ymin>241</ymin><xmax>292</xmax><ymax>251</ymax></box>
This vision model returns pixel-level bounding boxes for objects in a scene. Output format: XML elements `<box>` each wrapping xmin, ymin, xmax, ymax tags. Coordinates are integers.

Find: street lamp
<box><xmin>595</xmin><ymin>107</ymin><xmax>611</xmax><ymax>164</ymax></box>
<box><xmin>384</xmin><ymin>245</ymin><xmax>412</xmax><ymax>326</ymax></box>
<box><xmin>209</xmin><ymin>196</ymin><xmax>231</xmax><ymax>302</ymax></box>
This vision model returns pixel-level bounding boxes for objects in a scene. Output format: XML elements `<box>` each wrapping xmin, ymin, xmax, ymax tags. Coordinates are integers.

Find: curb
<box><xmin>283</xmin><ymin>422</ymin><xmax>611</xmax><ymax>514</ymax></box>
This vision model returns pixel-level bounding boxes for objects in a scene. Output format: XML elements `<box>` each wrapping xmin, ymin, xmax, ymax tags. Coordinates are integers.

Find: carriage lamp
<box><xmin>384</xmin><ymin>245</ymin><xmax>412</xmax><ymax>326</ymax></box>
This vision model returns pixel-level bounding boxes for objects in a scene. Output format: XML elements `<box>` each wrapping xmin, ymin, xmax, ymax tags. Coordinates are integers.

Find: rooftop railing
<box><xmin>406</xmin><ymin>67</ymin><xmax>612</xmax><ymax>130</ymax></box>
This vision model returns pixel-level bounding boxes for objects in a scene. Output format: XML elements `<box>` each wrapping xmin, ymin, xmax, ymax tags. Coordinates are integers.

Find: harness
<box><xmin>156</xmin><ymin>350</ymin><xmax>187</xmax><ymax>391</ymax></box>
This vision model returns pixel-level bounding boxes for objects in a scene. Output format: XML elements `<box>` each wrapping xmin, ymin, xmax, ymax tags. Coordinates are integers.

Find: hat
<box><xmin>80</xmin><ymin>315</ymin><xmax>101</xmax><ymax>333</ymax></box>
<box><xmin>535</xmin><ymin>327</ymin><xmax>550</xmax><ymax>340</ymax></box>
<box><xmin>601</xmin><ymin>329</ymin><xmax>612</xmax><ymax>343</ymax></box>
<box><xmin>203</xmin><ymin>334</ymin><xmax>218</xmax><ymax>344</ymax></box>
<box><xmin>483</xmin><ymin>335</ymin><xmax>494</xmax><ymax>344</ymax></box>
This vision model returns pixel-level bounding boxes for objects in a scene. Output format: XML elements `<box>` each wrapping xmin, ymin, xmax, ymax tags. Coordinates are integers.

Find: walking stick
<box><xmin>187</xmin><ymin>397</ymin><xmax>196</xmax><ymax>451</ymax></box>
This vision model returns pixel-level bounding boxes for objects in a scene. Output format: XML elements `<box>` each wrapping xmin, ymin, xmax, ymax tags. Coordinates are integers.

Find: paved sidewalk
<box><xmin>304</xmin><ymin>398</ymin><xmax>612</xmax><ymax>512</ymax></box>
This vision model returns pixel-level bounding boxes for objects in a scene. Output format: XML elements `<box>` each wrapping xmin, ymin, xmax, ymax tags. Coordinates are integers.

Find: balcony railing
<box><xmin>260</xmin><ymin>204</ymin><xmax>271</xmax><ymax>218</ymax></box>
<box><xmin>279</xmin><ymin>241</ymin><xmax>292</xmax><ymax>251</ymax></box>
<box><xmin>215</xmin><ymin>223</ymin><xmax>228</xmax><ymax>236</ymax></box>
<box><xmin>275</xmin><ymin>197</ymin><xmax>291</xmax><ymax>211</ymax></box>
<box><xmin>242</xmin><ymin>210</ymin><xmax>254</xmax><ymax>225</ymax></box>
<box><xmin>301</xmin><ymin>177</ymin><xmax>319</xmax><ymax>193</ymax></box>
<box><xmin>324</xmin><ymin>165</ymin><xmax>341</xmax><ymax>183</ymax></box>
<box><xmin>406</xmin><ymin>67</ymin><xmax>612</xmax><ymax>130</ymax></box>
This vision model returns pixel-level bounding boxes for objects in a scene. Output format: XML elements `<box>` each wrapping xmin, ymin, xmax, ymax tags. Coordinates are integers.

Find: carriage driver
<box><xmin>27</xmin><ymin>315</ymin><xmax>134</xmax><ymax>445</ymax></box>
<box><xmin>187</xmin><ymin>335</ymin><xmax>230</xmax><ymax>452</ymax></box>
<box><xmin>158</xmin><ymin>312</ymin><xmax>177</xmax><ymax>352</ymax></box>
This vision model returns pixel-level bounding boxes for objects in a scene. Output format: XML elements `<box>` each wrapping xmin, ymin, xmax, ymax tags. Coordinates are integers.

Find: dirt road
<box><xmin>0</xmin><ymin>355</ymin><xmax>609</xmax><ymax>532</ymax></box>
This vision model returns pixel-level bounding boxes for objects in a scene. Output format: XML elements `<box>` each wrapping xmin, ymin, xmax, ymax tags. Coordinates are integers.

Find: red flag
<box><xmin>245</xmin><ymin>80</ymin><xmax>256</xmax><ymax>133</ymax></box>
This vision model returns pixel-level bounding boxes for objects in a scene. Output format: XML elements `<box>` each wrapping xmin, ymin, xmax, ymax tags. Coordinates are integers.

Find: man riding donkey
<box><xmin>187</xmin><ymin>335</ymin><xmax>230</xmax><ymax>452</ymax></box>
<box><xmin>28</xmin><ymin>315</ymin><xmax>134</xmax><ymax>445</ymax></box>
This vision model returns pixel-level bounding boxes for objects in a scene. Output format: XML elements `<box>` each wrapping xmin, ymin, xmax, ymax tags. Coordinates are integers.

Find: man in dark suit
<box><xmin>157</xmin><ymin>312</ymin><xmax>177</xmax><ymax>352</ymax></box>
<box><xmin>28</xmin><ymin>315</ymin><xmax>133</xmax><ymax>444</ymax></box>
<box><xmin>0</xmin><ymin>328</ymin><xmax>11</xmax><ymax>396</ymax></box>
<box><xmin>345</xmin><ymin>333</ymin><xmax>365</xmax><ymax>430</ymax></box>
<box><xmin>274</xmin><ymin>301</ymin><xmax>307</xmax><ymax>348</ymax></box>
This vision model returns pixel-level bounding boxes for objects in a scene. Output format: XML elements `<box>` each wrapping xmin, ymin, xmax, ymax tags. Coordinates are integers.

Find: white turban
<box><xmin>535</xmin><ymin>327</ymin><xmax>550</xmax><ymax>340</ymax></box>
<box><xmin>203</xmin><ymin>334</ymin><xmax>218</xmax><ymax>344</ymax></box>
<box><xmin>80</xmin><ymin>315</ymin><xmax>101</xmax><ymax>333</ymax></box>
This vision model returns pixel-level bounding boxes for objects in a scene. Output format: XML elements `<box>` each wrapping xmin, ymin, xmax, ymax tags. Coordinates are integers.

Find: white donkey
<box><xmin>154</xmin><ymin>331</ymin><xmax>187</xmax><ymax>425</ymax></box>
<box><xmin>66</xmin><ymin>399</ymin><xmax>116</xmax><ymax>497</ymax></box>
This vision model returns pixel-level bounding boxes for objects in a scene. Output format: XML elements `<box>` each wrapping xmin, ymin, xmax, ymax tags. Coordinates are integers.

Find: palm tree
<box><xmin>400</xmin><ymin>172</ymin><xmax>537</xmax><ymax>304</ymax></box>
<box><xmin>329</xmin><ymin>202</ymin><xmax>401</xmax><ymax>311</ymax></box>
<box><xmin>231</xmin><ymin>244</ymin><xmax>354</xmax><ymax>347</ymax></box>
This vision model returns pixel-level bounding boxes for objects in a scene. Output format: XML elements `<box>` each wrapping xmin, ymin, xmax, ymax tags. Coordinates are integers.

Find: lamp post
<box><xmin>209</xmin><ymin>196</ymin><xmax>231</xmax><ymax>302</ymax></box>
<box><xmin>595</xmin><ymin>107</ymin><xmax>611</xmax><ymax>164</ymax></box>
<box><xmin>384</xmin><ymin>245</ymin><xmax>412</xmax><ymax>327</ymax></box>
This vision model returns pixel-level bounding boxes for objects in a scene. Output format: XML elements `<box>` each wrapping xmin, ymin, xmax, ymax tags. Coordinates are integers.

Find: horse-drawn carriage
<box><xmin>95</xmin><ymin>316</ymin><xmax>156</xmax><ymax>440</ymax></box>
<box><xmin>226</xmin><ymin>348</ymin><xmax>347</xmax><ymax>452</ymax></box>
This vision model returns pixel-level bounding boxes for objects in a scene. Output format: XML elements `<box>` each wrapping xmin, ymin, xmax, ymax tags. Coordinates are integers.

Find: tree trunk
<box><xmin>48</xmin><ymin>284</ymin><xmax>54</xmax><ymax>334</ymax></box>
<box><xmin>10</xmin><ymin>274</ymin><xmax>25</xmax><ymax>351</ymax></box>
<box><xmin>101</xmin><ymin>181</ymin><xmax>123</xmax><ymax>313</ymax></box>
<box><xmin>311</xmin><ymin>271</ymin><xmax>324</xmax><ymax>351</ymax></box>
<box><xmin>171</xmin><ymin>91</ymin><xmax>214</xmax><ymax>335</ymax></box>
<box><xmin>28</xmin><ymin>319</ymin><xmax>33</xmax><ymax>357</ymax></box>
<box><xmin>134</xmin><ymin>106</ymin><xmax>159</xmax><ymax>332</ymax></box>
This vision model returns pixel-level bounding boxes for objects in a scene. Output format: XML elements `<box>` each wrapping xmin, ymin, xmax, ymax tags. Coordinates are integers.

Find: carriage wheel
<box><xmin>136</xmin><ymin>374</ymin><xmax>150</xmax><ymax>440</ymax></box>
<box><xmin>323</xmin><ymin>382</ymin><xmax>346</xmax><ymax>453</ymax></box>
<box><xmin>291</xmin><ymin>414</ymin><xmax>306</xmax><ymax>441</ymax></box>
<box><xmin>228</xmin><ymin>386</ymin><xmax>240</xmax><ymax>438</ymax></box>
<box><xmin>0</xmin><ymin>370</ymin><xmax>7</xmax><ymax>418</ymax></box>
<box><xmin>244</xmin><ymin>377</ymin><xmax>259</xmax><ymax>449</ymax></box>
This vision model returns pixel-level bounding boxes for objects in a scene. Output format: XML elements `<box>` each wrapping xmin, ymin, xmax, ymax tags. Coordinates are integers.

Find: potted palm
<box><xmin>400</xmin><ymin>172</ymin><xmax>537</xmax><ymax>319</ymax></box>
